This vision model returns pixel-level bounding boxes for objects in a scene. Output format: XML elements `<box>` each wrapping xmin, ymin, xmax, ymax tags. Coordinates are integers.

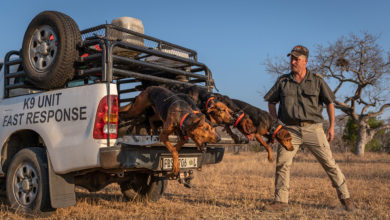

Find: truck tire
<box><xmin>6</xmin><ymin>147</ymin><xmax>54</xmax><ymax>213</ymax></box>
<box><xmin>120</xmin><ymin>174</ymin><xmax>167</xmax><ymax>202</ymax></box>
<box><xmin>22</xmin><ymin>11</ymin><xmax>81</xmax><ymax>89</ymax></box>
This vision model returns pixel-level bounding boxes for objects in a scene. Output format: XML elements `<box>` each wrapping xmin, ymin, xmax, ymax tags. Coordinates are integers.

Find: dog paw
<box><xmin>172</xmin><ymin>167</ymin><xmax>180</xmax><ymax>176</ymax></box>
<box><xmin>268</xmin><ymin>157</ymin><xmax>274</xmax><ymax>162</ymax></box>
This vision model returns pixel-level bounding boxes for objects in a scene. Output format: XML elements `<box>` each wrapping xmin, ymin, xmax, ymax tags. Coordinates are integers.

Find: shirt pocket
<box><xmin>280</xmin><ymin>88</ymin><xmax>295</xmax><ymax>106</ymax></box>
<box><xmin>301</xmin><ymin>85</ymin><xmax>319</xmax><ymax>106</ymax></box>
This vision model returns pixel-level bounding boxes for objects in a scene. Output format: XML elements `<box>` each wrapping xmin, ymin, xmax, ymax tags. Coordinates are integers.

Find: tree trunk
<box><xmin>355</xmin><ymin>123</ymin><xmax>368</xmax><ymax>156</ymax></box>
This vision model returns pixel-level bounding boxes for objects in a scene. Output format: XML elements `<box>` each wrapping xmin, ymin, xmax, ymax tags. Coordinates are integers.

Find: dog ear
<box><xmin>208</xmin><ymin>115</ymin><xmax>217</xmax><ymax>124</ymax></box>
<box><xmin>242</xmin><ymin>116</ymin><xmax>255</xmax><ymax>134</ymax></box>
<box><xmin>242</xmin><ymin>121</ymin><xmax>250</xmax><ymax>134</ymax></box>
<box><xmin>207</xmin><ymin>105</ymin><xmax>215</xmax><ymax>114</ymax></box>
<box><xmin>184</xmin><ymin>114</ymin><xmax>202</xmax><ymax>130</ymax></box>
<box><xmin>277</xmin><ymin>128</ymin><xmax>291</xmax><ymax>140</ymax></box>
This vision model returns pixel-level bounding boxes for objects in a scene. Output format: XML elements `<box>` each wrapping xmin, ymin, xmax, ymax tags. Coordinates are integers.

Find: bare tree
<box><xmin>265</xmin><ymin>32</ymin><xmax>390</xmax><ymax>156</ymax></box>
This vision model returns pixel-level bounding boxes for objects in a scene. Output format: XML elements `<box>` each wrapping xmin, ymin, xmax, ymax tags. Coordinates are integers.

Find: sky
<box><xmin>1</xmin><ymin>0</ymin><xmax>390</xmax><ymax>117</ymax></box>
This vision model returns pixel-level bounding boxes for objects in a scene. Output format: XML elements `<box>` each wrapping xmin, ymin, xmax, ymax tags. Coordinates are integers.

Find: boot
<box><xmin>263</xmin><ymin>201</ymin><xmax>289</xmax><ymax>211</ymax></box>
<box><xmin>340</xmin><ymin>198</ymin><xmax>355</xmax><ymax>211</ymax></box>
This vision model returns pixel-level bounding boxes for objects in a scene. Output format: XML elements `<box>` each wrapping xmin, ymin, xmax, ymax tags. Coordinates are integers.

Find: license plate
<box><xmin>162</xmin><ymin>157</ymin><xmax>198</xmax><ymax>170</ymax></box>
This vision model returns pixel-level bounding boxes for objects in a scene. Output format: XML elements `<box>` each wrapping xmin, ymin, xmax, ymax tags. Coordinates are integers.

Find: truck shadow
<box><xmin>164</xmin><ymin>192</ymin><xmax>233</xmax><ymax>208</ymax></box>
<box><xmin>75</xmin><ymin>191</ymin><xmax>125</xmax><ymax>203</ymax></box>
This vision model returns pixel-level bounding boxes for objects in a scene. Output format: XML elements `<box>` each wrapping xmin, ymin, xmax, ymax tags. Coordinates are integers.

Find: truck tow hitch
<box><xmin>178</xmin><ymin>170</ymin><xmax>194</xmax><ymax>188</ymax></box>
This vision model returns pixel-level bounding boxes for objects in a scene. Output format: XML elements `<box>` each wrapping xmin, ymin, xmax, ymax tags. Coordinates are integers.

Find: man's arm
<box><xmin>326</xmin><ymin>102</ymin><xmax>335</xmax><ymax>143</ymax></box>
<box><xmin>268</xmin><ymin>103</ymin><xmax>278</xmax><ymax>120</ymax></box>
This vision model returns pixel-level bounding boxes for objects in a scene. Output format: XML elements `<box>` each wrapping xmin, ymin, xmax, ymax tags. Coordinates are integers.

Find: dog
<box><xmin>168</xmin><ymin>85</ymin><xmax>256</xmax><ymax>143</ymax></box>
<box><xmin>232</xmin><ymin>99</ymin><xmax>294</xmax><ymax>161</ymax></box>
<box><xmin>211</xmin><ymin>93</ymin><xmax>257</xmax><ymax>143</ymax></box>
<box><xmin>119</xmin><ymin>86</ymin><xmax>220</xmax><ymax>175</ymax></box>
<box><xmin>169</xmin><ymin>85</ymin><xmax>235</xmax><ymax>125</ymax></box>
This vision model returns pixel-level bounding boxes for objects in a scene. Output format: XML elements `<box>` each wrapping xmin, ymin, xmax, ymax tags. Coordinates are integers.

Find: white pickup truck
<box><xmin>0</xmin><ymin>11</ymin><xmax>225</xmax><ymax>214</ymax></box>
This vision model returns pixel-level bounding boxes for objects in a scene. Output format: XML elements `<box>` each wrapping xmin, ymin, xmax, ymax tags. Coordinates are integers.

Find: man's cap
<box><xmin>287</xmin><ymin>45</ymin><xmax>309</xmax><ymax>58</ymax></box>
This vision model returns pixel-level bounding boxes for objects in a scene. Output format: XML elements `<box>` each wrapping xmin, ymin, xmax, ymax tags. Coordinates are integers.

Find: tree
<box><xmin>265</xmin><ymin>32</ymin><xmax>390</xmax><ymax>156</ymax></box>
<box><xmin>343</xmin><ymin>115</ymin><xmax>385</xmax><ymax>152</ymax></box>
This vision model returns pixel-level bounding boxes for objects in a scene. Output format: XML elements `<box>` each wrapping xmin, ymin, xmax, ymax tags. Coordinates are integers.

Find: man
<box><xmin>263</xmin><ymin>45</ymin><xmax>355</xmax><ymax>211</ymax></box>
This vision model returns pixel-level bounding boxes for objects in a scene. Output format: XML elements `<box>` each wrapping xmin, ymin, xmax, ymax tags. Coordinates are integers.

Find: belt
<box><xmin>287</xmin><ymin>121</ymin><xmax>315</xmax><ymax>127</ymax></box>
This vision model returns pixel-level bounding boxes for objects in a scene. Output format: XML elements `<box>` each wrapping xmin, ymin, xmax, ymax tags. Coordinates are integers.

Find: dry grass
<box><xmin>1</xmin><ymin>151</ymin><xmax>390</xmax><ymax>219</ymax></box>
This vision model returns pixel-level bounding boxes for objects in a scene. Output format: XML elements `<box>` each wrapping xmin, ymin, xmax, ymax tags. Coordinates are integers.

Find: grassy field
<box><xmin>1</xmin><ymin>151</ymin><xmax>390</xmax><ymax>219</ymax></box>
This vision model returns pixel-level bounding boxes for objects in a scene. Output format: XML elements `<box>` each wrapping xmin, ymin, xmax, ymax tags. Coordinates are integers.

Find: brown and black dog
<box><xmin>169</xmin><ymin>85</ymin><xmax>256</xmax><ymax>143</ymax></box>
<box><xmin>172</xmin><ymin>85</ymin><xmax>235</xmax><ymax>125</ymax></box>
<box><xmin>232</xmin><ymin>99</ymin><xmax>294</xmax><ymax>161</ymax></box>
<box><xmin>211</xmin><ymin>93</ymin><xmax>257</xmax><ymax>143</ymax></box>
<box><xmin>120</xmin><ymin>86</ymin><xmax>220</xmax><ymax>175</ymax></box>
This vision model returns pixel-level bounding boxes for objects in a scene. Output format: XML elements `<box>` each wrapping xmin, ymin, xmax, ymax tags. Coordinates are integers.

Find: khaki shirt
<box><xmin>264</xmin><ymin>69</ymin><xmax>335</xmax><ymax>125</ymax></box>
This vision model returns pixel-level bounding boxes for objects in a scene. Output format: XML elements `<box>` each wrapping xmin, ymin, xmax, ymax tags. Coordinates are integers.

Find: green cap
<box><xmin>287</xmin><ymin>45</ymin><xmax>309</xmax><ymax>58</ymax></box>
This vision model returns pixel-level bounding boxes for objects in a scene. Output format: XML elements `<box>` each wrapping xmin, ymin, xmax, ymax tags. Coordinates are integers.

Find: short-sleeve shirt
<box><xmin>264</xmin><ymin>69</ymin><xmax>335</xmax><ymax>125</ymax></box>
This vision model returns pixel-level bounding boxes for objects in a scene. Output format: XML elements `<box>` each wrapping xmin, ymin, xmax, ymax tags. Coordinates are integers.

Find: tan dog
<box><xmin>120</xmin><ymin>86</ymin><xmax>220</xmax><ymax>175</ymax></box>
<box><xmin>232</xmin><ymin>99</ymin><xmax>293</xmax><ymax>161</ymax></box>
<box><xmin>175</xmin><ymin>90</ymin><xmax>235</xmax><ymax>125</ymax></box>
<box><xmin>170</xmin><ymin>86</ymin><xmax>255</xmax><ymax>143</ymax></box>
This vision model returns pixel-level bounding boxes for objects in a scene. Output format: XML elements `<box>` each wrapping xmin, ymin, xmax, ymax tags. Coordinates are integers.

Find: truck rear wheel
<box><xmin>22</xmin><ymin>11</ymin><xmax>81</xmax><ymax>89</ymax></box>
<box><xmin>119</xmin><ymin>173</ymin><xmax>167</xmax><ymax>202</ymax></box>
<box><xmin>6</xmin><ymin>147</ymin><xmax>54</xmax><ymax>213</ymax></box>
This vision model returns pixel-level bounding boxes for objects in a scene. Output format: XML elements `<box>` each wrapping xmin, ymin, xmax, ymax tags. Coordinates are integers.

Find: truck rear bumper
<box><xmin>99</xmin><ymin>144</ymin><xmax>224</xmax><ymax>170</ymax></box>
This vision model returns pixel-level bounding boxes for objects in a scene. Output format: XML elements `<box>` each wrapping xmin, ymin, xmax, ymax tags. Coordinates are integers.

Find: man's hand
<box><xmin>326</xmin><ymin>126</ymin><xmax>335</xmax><ymax>143</ymax></box>
<box><xmin>326</xmin><ymin>103</ymin><xmax>335</xmax><ymax>143</ymax></box>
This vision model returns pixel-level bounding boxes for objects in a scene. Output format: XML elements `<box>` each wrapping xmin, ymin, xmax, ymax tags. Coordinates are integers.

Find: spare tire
<box><xmin>22</xmin><ymin>11</ymin><xmax>81</xmax><ymax>89</ymax></box>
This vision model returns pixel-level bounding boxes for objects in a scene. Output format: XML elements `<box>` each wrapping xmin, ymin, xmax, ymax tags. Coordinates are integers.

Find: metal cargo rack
<box><xmin>78</xmin><ymin>24</ymin><xmax>215</xmax><ymax>107</ymax></box>
<box><xmin>2</xmin><ymin>50</ymin><xmax>39</xmax><ymax>98</ymax></box>
<box><xmin>2</xmin><ymin>24</ymin><xmax>215</xmax><ymax>104</ymax></box>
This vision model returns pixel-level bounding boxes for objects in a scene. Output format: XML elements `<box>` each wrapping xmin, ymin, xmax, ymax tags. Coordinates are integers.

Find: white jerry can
<box><xmin>110</xmin><ymin>17</ymin><xmax>145</xmax><ymax>57</ymax></box>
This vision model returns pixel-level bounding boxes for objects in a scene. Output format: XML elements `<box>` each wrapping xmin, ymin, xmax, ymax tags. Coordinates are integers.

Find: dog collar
<box><xmin>205</xmin><ymin>96</ymin><xmax>215</xmax><ymax>109</ymax></box>
<box><xmin>180</xmin><ymin>111</ymin><xmax>201</xmax><ymax>130</ymax></box>
<box><xmin>233</xmin><ymin>112</ymin><xmax>245</xmax><ymax>127</ymax></box>
<box><xmin>180</xmin><ymin>113</ymin><xmax>190</xmax><ymax>131</ymax></box>
<box><xmin>271</xmin><ymin>124</ymin><xmax>283</xmax><ymax>144</ymax></box>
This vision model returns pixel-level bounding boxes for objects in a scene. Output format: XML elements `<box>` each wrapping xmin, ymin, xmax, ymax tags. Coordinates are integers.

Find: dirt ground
<box><xmin>1</xmin><ymin>151</ymin><xmax>389</xmax><ymax>219</ymax></box>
